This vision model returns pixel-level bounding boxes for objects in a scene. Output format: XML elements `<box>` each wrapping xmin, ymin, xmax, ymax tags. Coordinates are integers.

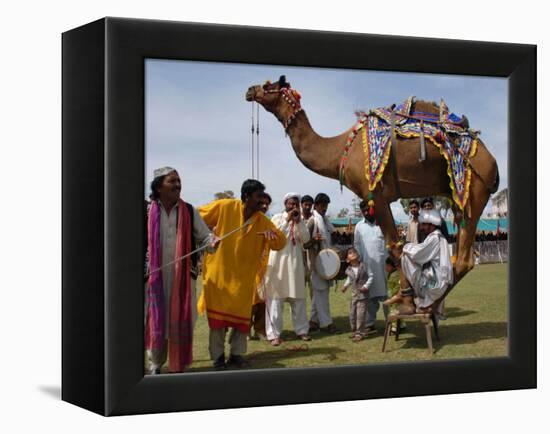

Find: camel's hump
<box><xmin>411</xmin><ymin>99</ymin><xmax>440</xmax><ymax>115</ymax></box>
<box><xmin>355</xmin><ymin>99</ymin><xmax>441</xmax><ymax>117</ymax></box>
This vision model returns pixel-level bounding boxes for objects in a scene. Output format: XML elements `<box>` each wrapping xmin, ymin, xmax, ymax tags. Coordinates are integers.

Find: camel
<box><xmin>245</xmin><ymin>76</ymin><xmax>499</xmax><ymax>297</ymax></box>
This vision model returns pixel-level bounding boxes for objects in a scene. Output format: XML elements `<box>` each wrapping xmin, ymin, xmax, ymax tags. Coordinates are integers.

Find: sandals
<box><xmin>309</xmin><ymin>321</ymin><xmax>320</xmax><ymax>332</ymax></box>
<box><xmin>322</xmin><ymin>324</ymin><xmax>341</xmax><ymax>334</ymax></box>
<box><xmin>270</xmin><ymin>338</ymin><xmax>282</xmax><ymax>346</ymax></box>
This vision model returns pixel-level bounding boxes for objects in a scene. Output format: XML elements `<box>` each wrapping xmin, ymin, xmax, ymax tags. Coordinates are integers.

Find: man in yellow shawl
<box><xmin>198</xmin><ymin>180</ymin><xmax>286</xmax><ymax>369</ymax></box>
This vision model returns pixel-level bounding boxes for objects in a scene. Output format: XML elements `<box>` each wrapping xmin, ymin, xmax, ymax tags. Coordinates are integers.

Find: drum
<box><xmin>315</xmin><ymin>249</ymin><xmax>341</xmax><ymax>280</ymax></box>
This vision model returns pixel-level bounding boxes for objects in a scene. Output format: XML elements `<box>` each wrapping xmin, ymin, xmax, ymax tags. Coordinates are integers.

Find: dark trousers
<box><xmin>250</xmin><ymin>302</ymin><xmax>266</xmax><ymax>336</ymax></box>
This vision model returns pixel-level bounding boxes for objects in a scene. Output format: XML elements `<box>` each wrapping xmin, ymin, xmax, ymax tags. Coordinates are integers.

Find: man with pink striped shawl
<box><xmin>145</xmin><ymin>167</ymin><xmax>218</xmax><ymax>375</ymax></box>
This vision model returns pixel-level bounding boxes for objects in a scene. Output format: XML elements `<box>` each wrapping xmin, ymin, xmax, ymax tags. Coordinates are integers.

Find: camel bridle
<box><xmin>260</xmin><ymin>86</ymin><xmax>303</xmax><ymax>129</ymax></box>
<box><xmin>248</xmin><ymin>84</ymin><xmax>302</xmax><ymax>180</ymax></box>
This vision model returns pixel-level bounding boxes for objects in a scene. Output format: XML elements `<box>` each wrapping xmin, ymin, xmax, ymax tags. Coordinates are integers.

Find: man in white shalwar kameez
<box><xmin>304</xmin><ymin>193</ymin><xmax>339</xmax><ymax>333</ymax></box>
<box><xmin>401</xmin><ymin>209</ymin><xmax>454</xmax><ymax>312</ymax></box>
<box><xmin>354</xmin><ymin>200</ymin><xmax>389</xmax><ymax>333</ymax></box>
<box><xmin>263</xmin><ymin>193</ymin><xmax>312</xmax><ymax>345</ymax></box>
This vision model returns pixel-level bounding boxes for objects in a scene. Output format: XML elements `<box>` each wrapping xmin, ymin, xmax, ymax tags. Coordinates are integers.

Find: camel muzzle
<box><xmin>245</xmin><ymin>87</ymin><xmax>258</xmax><ymax>101</ymax></box>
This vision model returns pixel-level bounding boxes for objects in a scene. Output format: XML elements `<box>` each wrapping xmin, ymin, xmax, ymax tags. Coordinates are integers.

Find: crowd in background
<box><xmin>331</xmin><ymin>227</ymin><xmax>507</xmax><ymax>246</ymax></box>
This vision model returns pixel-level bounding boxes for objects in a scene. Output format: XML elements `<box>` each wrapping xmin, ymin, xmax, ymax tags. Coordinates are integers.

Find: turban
<box><xmin>153</xmin><ymin>166</ymin><xmax>176</xmax><ymax>178</ymax></box>
<box><xmin>418</xmin><ymin>209</ymin><xmax>442</xmax><ymax>227</ymax></box>
<box><xmin>283</xmin><ymin>192</ymin><xmax>301</xmax><ymax>203</ymax></box>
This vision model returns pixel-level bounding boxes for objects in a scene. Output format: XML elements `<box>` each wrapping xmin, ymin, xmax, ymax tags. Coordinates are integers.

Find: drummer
<box><xmin>304</xmin><ymin>193</ymin><xmax>340</xmax><ymax>334</ymax></box>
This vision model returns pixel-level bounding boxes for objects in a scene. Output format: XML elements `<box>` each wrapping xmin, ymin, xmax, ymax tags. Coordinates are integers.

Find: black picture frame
<box><xmin>62</xmin><ymin>17</ymin><xmax>536</xmax><ymax>416</ymax></box>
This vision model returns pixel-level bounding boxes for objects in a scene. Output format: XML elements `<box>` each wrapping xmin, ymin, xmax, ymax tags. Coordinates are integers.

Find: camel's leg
<box><xmin>454</xmin><ymin>176</ymin><xmax>490</xmax><ymax>282</ymax></box>
<box><xmin>369</xmin><ymin>192</ymin><xmax>416</xmax><ymax>314</ymax></box>
<box><xmin>452</xmin><ymin>203</ymin><xmax>463</xmax><ymax>259</ymax></box>
<box><xmin>397</xmin><ymin>264</ymin><xmax>412</xmax><ymax>289</ymax></box>
<box><xmin>372</xmin><ymin>191</ymin><xmax>398</xmax><ymax>244</ymax></box>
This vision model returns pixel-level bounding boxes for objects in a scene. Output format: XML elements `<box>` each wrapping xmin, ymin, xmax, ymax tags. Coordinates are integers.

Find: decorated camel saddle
<box><xmin>339</xmin><ymin>96</ymin><xmax>480</xmax><ymax>210</ymax></box>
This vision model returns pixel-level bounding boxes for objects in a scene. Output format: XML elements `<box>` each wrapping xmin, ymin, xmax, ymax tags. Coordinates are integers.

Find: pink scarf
<box><xmin>145</xmin><ymin>199</ymin><xmax>193</xmax><ymax>372</ymax></box>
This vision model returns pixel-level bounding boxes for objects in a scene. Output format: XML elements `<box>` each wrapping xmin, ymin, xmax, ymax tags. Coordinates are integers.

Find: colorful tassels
<box><xmin>338</xmin><ymin>115</ymin><xmax>367</xmax><ymax>192</ymax></box>
<box><xmin>367</xmin><ymin>192</ymin><xmax>375</xmax><ymax>218</ymax></box>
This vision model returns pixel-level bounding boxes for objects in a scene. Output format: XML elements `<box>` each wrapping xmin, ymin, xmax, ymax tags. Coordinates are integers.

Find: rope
<box><xmin>249</xmin><ymin>102</ymin><xmax>261</xmax><ymax>180</ymax></box>
<box><xmin>144</xmin><ymin>219</ymin><xmax>252</xmax><ymax>278</ymax></box>
<box><xmin>251</xmin><ymin>103</ymin><xmax>255</xmax><ymax>178</ymax></box>
<box><xmin>256</xmin><ymin>103</ymin><xmax>260</xmax><ymax>179</ymax></box>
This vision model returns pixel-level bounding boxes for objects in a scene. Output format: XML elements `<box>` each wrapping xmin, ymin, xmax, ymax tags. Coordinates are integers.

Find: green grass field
<box><xmin>156</xmin><ymin>263</ymin><xmax>507</xmax><ymax>372</ymax></box>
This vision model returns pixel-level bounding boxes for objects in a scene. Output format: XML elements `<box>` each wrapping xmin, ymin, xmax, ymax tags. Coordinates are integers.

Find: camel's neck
<box><xmin>285</xmin><ymin>111</ymin><xmax>349</xmax><ymax>180</ymax></box>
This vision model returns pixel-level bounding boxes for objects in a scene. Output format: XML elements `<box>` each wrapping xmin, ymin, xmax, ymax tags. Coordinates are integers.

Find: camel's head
<box><xmin>245</xmin><ymin>75</ymin><xmax>303</xmax><ymax>129</ymax></box>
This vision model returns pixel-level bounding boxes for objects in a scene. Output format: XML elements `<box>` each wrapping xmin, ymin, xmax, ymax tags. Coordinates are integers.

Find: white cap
<box><xmin>153</xmin><ymin>166</ymin><xmax>176</xmax><ymax>178</ymax></box>
<box><xmin>418</xmin><ymin>209</ymin><xmax>441</xmax><ymax>226</ymax></box>
<box><xmin>283</xmin><ymin>192</ymin><xmax>301</xmax><ymax>203</ymax></box>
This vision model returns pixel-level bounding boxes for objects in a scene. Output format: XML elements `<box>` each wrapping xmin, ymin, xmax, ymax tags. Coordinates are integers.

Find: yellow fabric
<box><xmin>252</xmin><ymin>243</ymin><xmax>270</xmax><ymax>305</ymax></box>
<box><xmin>197</xmin><ymin>199</ymin><xmax>287</xmax><ymax>328</ymax></box>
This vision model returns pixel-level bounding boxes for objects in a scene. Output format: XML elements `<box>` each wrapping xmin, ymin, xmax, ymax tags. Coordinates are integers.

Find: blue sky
<box><xmin>145</xmin><ymin>59</ymin><xmax>507</xmax><ymax>221</ymax></box>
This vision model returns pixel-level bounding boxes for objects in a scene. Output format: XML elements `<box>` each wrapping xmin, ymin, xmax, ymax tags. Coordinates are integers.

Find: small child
<box><xmin>385</xmin><ymin>257</ymin><xmax>406</xmax><ymax>334</ymax></box>
<box><xmin>341</xmin><ymin>247</ymin><xmax>373</xmax><ymax>342</ymax></box>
